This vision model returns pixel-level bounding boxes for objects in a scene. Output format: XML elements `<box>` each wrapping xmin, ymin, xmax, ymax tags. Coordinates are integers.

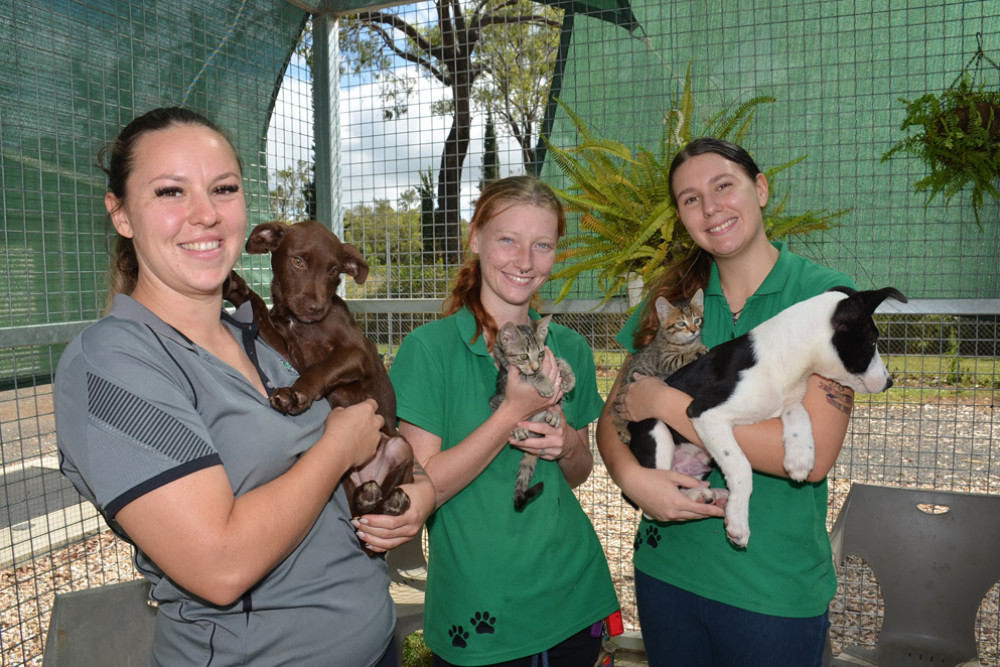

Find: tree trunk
<box><xmin>435</xmin><ymin>49</ymin><xmax>475</xmax><ymax>265</ymax></box>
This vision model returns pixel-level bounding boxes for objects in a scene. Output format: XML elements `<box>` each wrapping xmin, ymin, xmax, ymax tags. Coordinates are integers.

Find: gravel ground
<box><xmin>575</xmin><ymin>398</ymin><xmax>1000</xmax><ymax>665</ymax></box>
<box><xmin>1</xmin><ymin>531</ymin><xmax>139</xmax><ymax>666</ymax></box>
<box><xmin>2</xmin><ymin>398</ymin><xmax>998</xmax><ymax>665</ymax></box>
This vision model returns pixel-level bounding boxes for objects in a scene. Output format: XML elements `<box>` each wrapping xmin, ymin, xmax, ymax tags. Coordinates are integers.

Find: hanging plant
<box><xmin>881</xmin><ymin>37</ymin><xmax>1000</xmax><ymax>230</ymax></box>
<box><xmin>544</xmin><ymin>63</ymin><xmax>847</xmax><ymax>305</ymax></box>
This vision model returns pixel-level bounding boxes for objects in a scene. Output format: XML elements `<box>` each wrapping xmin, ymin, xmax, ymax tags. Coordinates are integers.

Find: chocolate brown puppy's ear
<box><xmin>340</xmin><ymin>243</ymin><xmax>370</xmax><ymax>284</ymax></box>
<box><xmin>245</xmin><ymin>221</ymin><xmax>288</xmax><ymax>254</ymax></box>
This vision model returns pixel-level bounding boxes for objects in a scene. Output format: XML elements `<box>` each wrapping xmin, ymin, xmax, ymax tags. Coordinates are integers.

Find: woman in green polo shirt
<box><xmin>596</xmin><ymin>138</ymin><xmax>856</xmax><ymax>666</ymax></box>
<box><xmin>389</xmin><ymin>176</ymin><xmax>619</xmax><ymax>666</ymax></box>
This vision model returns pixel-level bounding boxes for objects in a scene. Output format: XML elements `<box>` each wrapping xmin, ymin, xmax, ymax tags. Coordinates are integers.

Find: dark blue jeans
<box><xmin>375</xmin><ymin>638</ymin><xmax>398</xmax><ymax>667</ymax></box>
<box><xmin>431</xmin><ymin>624</ymin><xmax>602</xmax><ymax>667</ymax></box>
<box><xmin>635</xmin><ymin>569</ymin><xmax>829</xmax><ymax>667</ymax></box>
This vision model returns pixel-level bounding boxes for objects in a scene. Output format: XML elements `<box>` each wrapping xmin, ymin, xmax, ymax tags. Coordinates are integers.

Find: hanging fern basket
<box><xmin>882</xmin><ymin>36</ymin><xmax>1000</xmax><ymax>229</ymax></box>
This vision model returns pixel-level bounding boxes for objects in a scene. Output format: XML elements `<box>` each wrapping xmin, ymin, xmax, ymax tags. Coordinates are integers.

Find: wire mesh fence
<box><xmin>2</xmin><ymin>0</ymin><xmax>1000</xmax><ymax>664</ymax></box>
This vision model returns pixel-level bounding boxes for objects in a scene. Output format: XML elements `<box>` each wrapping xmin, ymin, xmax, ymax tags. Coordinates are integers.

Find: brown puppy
<box><xmin>224</xmin><ymin>220</ymin><xmax>414</xmax><ymax>521</ymax></box>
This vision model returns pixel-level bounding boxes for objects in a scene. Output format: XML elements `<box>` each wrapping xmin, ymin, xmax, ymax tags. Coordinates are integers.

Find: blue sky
<box><xmin>266</xmin><ymin>22</ymin><xmax>527</xmax><ymax>219</ymax></box>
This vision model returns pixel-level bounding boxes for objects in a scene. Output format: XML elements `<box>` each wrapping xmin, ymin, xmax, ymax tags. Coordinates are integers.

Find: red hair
<box><xmin>443</xmin><ymin>176</ymin><xmax>566</xmax><ymax>349</ymax></box>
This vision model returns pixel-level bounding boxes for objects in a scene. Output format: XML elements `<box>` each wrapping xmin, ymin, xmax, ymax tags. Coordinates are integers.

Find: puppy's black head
<box><xmin>828</xmin><ymin>287</ymin><xmax>906</xmax><ymax>375</ymax></box>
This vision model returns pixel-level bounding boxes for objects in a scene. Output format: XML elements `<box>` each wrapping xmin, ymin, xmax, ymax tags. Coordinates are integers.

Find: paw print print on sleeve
<box><xmin>471</xmin><ymin>610</ymin><xmax>496</xmax><ymax>634</ymax></box>
<box><xmin>449</xmin><ymin>625</ymin><xmax>469</xmax><ymax>648</ymax></box>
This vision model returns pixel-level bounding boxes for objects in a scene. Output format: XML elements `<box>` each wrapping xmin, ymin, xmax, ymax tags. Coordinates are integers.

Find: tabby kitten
<box><xmin>614</xmin><ymin>289</ymin><xmax>709</xmax><ymax>447</ymax></box>
<box><xmin>490</xmin><ymin>315</ymin><xmax>576</xmax><ymax>511</ymax></box>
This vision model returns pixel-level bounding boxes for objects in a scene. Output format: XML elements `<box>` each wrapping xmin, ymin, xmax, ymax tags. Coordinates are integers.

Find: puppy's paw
<box><xmin>223</xmin><ymin>270</ymin><xmax>250</xmax><ymax>306</ymax></box>
<box><xmin>270</xmin><ymin>387</ymin><xmax>312</xmax><ymax>415</ymax></box>
<box><xmin>725</xmin><ymin>511</ymin><xmax>750</xmax><ymax>548</ymax></box>
<box><xmin>682</xmin><ymin>487</ymin><xmax>729</xmax><ymax>507</ymax></box>
<box><xmin>681</xmin><ymin>487</ymin><xmax>716</xmax><ymax>504</ymax></box>
<box><xmin>782</xmin><ymin>449</ymin><xmax>814</xmax><ymax>483</ymax></box>
<box><xmin>380</xmin><ymin>488</ymin><xmax>411</xmax><ymax>516</ymax></box>
<box><xmin>353</xmin><ymin>480</ymin><xmax>383</xmax><ymax>515</ymax></box>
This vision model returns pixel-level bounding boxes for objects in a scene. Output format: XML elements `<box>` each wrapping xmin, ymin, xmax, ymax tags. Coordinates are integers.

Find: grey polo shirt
<box><xmin>54</xmin><ymin>295</ymin><xmax>394</xmax><ymax>666</ymax></box>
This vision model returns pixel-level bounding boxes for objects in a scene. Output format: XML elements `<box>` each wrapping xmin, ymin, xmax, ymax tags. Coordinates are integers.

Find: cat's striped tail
<box><xmin>514</xmin><ymin>453</ymin><xmax>544</xmax><ymax>511</ymax></box>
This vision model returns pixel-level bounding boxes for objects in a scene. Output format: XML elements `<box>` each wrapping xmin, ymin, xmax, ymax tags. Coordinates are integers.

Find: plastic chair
<box><xmin>829</xmin><ymin>483</ymin><xmax>1000</xmax><ymax>666</ymax></box>
<box><xmin>387</xmin><ymin>529</ymin><xmax>427</xmax><ymax>665</ymax></box>
<box><xmin>43</xmin><ymin>579</ymin><xmax>157</xmax><ymax>666</ymax></box>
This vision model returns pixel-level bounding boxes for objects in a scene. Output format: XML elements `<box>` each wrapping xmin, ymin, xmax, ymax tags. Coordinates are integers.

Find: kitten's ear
<box><xmin>691</xmin><ymin>288</ymin><xmax>704</xmax><ymax>309</ymax></box>
<box><xmin>534</xmin><ymin>314</ymin><xmax>552</xmax><ymax>341</ymax></box>
<box><xmin>654</xmin><ymin>297</ymin><xmax>677</xmax><ymax>325</ymax></box>
<box><xmin>497</xmin><ymin>321</ymin><xmax>517</xmax><ymax>346</ymax></box>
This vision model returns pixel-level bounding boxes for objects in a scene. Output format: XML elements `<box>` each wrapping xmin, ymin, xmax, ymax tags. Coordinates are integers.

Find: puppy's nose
<box><xmin>885</xmin><ymin>376</ymin><xmax>894</xmax><ymax>390</ymax></box>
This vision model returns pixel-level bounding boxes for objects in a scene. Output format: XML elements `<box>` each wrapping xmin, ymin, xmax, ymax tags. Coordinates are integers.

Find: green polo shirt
<box><xmin>617</xmin><ymin>241</ymin><xmax>856</xmax><ymax>617</ymax></box>
<box><xmin>390</xmin><ymin>307</ymin><xmax>618</xmax><ymax>665</ymax></box>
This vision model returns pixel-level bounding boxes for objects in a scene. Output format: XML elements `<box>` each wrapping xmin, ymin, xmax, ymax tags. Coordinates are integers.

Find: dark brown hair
<box><xmin>633</xmin><ymin>137</ymin><xmax>762</xmax><ymax>347</ymax></box>
<box><xmin>99</xmin><ymin>107</ymin><xmax>240</xmax><ymax>303</ymax></box>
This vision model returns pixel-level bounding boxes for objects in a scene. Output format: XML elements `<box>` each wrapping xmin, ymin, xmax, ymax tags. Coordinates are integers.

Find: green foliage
<box><xmin>339</xmin><ymin>1</ymin><xmax>561</xmax><ymax>171</ymax></box>
<box><xmin>545</xmin><ymin>63</ymin><xmax>847</xmax><ymax>305</ymax></box>
<box><xmin>401</xmin><ymin>631</ymin><xmax>433</xmax><ymax>667</ymax></box>
<box><xmin>473</xmin><ymin>1</ymin><xmax>562</xmax><ymax>168</ymax></box>
<box><xmin>480</xmin><ymin>110</ymin><xmax>501</xmax><ymax>189</ymax></box>
<box><xmin>341</xmin><ymin>198</ymin><xmax>453</xmax><ymax>299</ymax></box>
<box><xmin>269</xmin><ymin>159</ymin><xmax>316</xmax><ymax>223</ymax></box>
<box><xmin>881</xmin><ymin>75</ymin><xmax>1000</xmax><ymax>230</ymax></box>
<box><xmin>343</xmin><ymin>200</ymin><xmax>423</xmax><ymax>264</ymax></box>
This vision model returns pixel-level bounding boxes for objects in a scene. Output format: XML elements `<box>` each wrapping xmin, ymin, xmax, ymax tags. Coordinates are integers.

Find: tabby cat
<box><xmin>490</xmin><ymin>315</ymin><xmax>576</xmax><ymax>511</ymax></box>
<box><xmin>614</xmin><ymin>289</ymin><xmax>709</xmax><ymax>447</ymax></box>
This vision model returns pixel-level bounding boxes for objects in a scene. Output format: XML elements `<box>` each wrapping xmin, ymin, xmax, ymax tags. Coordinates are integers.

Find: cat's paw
<box><xmin>510</xmin><ymin>426</ymin><xmax>531</xmax><ymax>442</ymax></box>
<box><xmin>555</xmin><ymin>360</ymin><xmax>576</xmax><ymax>392</ymax></box>
<box><xmin>614</xmin><ymin>419</ymin><xmax>632</xmax><ymax>445</ymax></box>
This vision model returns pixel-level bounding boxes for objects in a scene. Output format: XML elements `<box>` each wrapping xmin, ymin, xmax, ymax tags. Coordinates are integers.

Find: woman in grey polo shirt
<box><xmin>54</xmin><ymin>107</ymin><xmax>434</xmax><ymax>666</ymax></box>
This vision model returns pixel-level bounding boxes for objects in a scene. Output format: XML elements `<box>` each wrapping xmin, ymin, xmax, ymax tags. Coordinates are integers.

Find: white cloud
<box><xmin>267</xmin><ymin>58</ymin><xmax>526</xmax><ymax>218</ymax></box>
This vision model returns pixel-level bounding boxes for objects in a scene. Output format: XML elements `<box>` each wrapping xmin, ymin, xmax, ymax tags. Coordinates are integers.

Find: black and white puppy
<box><xmin>627</xmin><ymin>286</ymin><xmax>906</xmax><ymax>547</ymax></box>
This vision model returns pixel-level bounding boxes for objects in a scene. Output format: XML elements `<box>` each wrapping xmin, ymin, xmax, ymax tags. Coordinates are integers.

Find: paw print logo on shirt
<box><xmin>471</xmin><ymin>610</ymin><xmax>496</xmax><ymax>634</ymax></box>
<box><xmin>448</xmin><ymin>610</ymin><xmax>499</xmax><ymax>649</ymax></box>
<box><xmin>449</xmin><ymin>625</ymin><xmax>469</xmax><ymax>648</ymax></box>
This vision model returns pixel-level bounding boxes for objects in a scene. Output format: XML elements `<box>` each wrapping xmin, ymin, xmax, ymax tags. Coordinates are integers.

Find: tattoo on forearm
<box><xmin>412</xmin><ymin>459</ymin><xmax>427</xmax><ymax>476</ymax></box>
<box><xmin>820</xmin><ymin>379</ymin><xmax>854</xmax><ymax>415</ymax></box>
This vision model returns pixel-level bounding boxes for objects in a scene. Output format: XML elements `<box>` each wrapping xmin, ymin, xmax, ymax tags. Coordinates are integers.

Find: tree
<box><xmin>480</xmin><ymin>110</ymin><xmax>500</xmax><ymax>190</ymax></box>
<box><xmin>472</xmin><ymin>3</ymin><xmax>562</xmax><ymax>169</ymax></box>
<box><xmin>269</xmin><ymin>159</ymin><xmax>315</xmax><ymax>223</ymax></box>
<box><xmin>341</xmin><ymin>198</ymin><xmax>452</xmax><ymax>298</ymax></box>
<box><xmin>339</xmin><ymin>0</ymin><xmax>562</xmax><ymax>264</ymax></box>
<box><xmin>417</xmin><ymin>168</ymin><xmax>444</xmax><ymax>257</ymax></box>
<box><xmin>269</xmin><ymin>23</ymin><xmax>317</xmax><ymax>224</ymax></box>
